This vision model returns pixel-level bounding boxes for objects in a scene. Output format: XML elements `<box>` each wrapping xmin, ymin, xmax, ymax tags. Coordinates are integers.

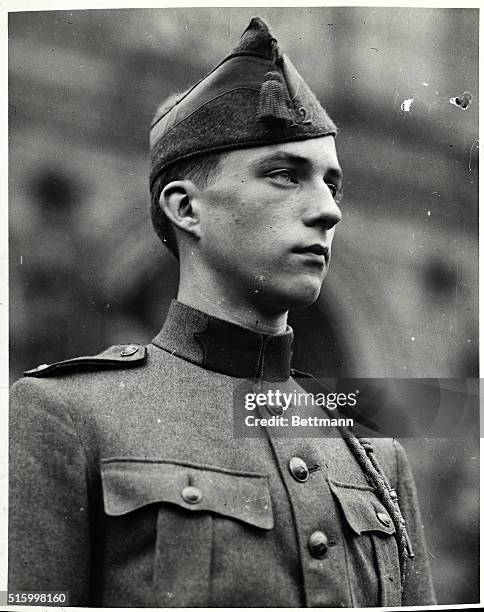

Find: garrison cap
<box><xmin>149</xmin><ymin>16</ymin><xmax>337</xmax><ymax>188</ymax></box>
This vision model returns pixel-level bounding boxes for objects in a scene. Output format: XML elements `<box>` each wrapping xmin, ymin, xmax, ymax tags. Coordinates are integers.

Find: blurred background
<box><xmin>8</xmin><ymin>7</ymin><xmax>479</xmax><ymax>604</ymax></box>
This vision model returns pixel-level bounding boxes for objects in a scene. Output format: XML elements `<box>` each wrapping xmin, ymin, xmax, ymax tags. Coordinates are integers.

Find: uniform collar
<box><xmin>152</xmin><ymin>300</ymin><xmax>294</xmax><ymax>380</ymax></box>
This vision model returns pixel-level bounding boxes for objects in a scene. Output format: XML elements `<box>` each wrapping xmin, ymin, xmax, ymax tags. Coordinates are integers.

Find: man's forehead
<box><xmin>220</xmin><ymin>137</ymin><xmax>341</xmax><ymax>175</ymax></box>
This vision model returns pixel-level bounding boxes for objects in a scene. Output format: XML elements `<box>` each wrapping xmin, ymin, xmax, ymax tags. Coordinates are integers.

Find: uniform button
<box><xmin>377</xmin><ymin>511</ymin><xmax>392</xmax><ymax>527</ymax></box>
<box><xmin>181</xmin><ymin>485</ymin><xmax>202</xmax><ymax>504</ymax></box>
<box><xmin>308</xmin><ymin>531</ymin><xmax>329</xmax><ymax>559</ymax></box>
<box><xmin>120</xmin><ymin>344</ymin><xmax>139</xmax><ymax>357</ymax></box>
<box><xmin>289</xmin><ymin>457</ymin><xmax>309</xmax><ymax>483</ymax></box>
<box><xmin>266</xmin><ymin>402</ymin><xmax>284</xmax><ymax>416</ymax></box>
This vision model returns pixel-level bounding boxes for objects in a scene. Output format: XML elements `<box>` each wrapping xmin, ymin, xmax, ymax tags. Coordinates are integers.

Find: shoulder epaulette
<box><xmin>24</xmin><ymin>344</ymin><xmax>147</xmax><ymax>378</ymax></box>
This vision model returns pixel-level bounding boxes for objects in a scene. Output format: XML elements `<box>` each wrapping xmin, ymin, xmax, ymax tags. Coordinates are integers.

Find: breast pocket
<box><xmin>100</xmin><ymin>459</ymin><xmax>274</xmax><ymax>607</ymax></box>
<box><xmin>328</xmin><ymin>479</ymin><xmax>402</xmax><ymax>607</ymax></box>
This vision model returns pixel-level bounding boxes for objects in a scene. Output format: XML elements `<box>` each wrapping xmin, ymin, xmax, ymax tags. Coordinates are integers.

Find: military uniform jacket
<box><xmin>9</xmin><ymin>300</ymin><xmax>436</xmax><ymax>607</ymax></box>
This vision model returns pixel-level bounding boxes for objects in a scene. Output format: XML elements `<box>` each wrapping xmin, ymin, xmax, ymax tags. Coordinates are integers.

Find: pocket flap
<box><xmin>101</xmin><ymin>459</ymin><xmax>274</xmax><ymax>530</ymax></box>
<box><xmin>328</xmin><ymin>479</ymin><xmax>395</xmax><ymax>535</ymax></box>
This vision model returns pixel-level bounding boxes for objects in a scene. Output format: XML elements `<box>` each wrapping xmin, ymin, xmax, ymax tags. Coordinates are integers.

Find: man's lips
<box><xmin>292</xmin><ymin>244</ymin><xmax>329</xmax><ymax>259</ymax></box>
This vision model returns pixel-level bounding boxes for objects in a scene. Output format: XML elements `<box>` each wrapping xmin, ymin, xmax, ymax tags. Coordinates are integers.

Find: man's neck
<box><xmin>176</xmin><ymin>287</ymin><xmax>288</xmax><ymax>336</ymax></box>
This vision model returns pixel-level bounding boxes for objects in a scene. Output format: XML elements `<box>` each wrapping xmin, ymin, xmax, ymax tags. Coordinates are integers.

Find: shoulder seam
<box><xmin>41</xmin><ymin>380</ymin><xmax>90</xmax><ymax>465</ymax></box>
<box><xmin>12</xmin><ymin>377</ymin><xmax>90</xmax><ymax>465</ymax></box>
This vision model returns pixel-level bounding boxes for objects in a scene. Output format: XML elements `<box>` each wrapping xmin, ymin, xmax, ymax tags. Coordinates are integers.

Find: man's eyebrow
<box><xmin>251</xmin><ymin>152</ymin><xmax>309</xmax><ymax>167</ymax></box>
<box><xmin>250</xmin><ymin>151</ymin><xmax>343</xmax><ymax>181</ymax></box>
<box><xmin>326</xmin><ymin>167</ymin><xmax>343</xmax><ymax>183</ymax></box>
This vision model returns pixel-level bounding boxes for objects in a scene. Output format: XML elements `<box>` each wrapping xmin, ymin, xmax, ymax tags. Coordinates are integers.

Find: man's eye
<box><xmin>327</xmin><ymin>183</ymin><xmax>343</xmax><ymax>201</ymax></box>
<box><xmin>266</xmin><ymin>170</ymin><xmax>298</xmax><ymax>184</ymax></box>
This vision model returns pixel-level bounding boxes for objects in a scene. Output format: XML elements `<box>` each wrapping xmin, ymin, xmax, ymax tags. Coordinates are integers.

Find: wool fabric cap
<box><xmin>149</xmin><ymin>16</ymin><xmax>337</xmax><ymax>189</ymax></box>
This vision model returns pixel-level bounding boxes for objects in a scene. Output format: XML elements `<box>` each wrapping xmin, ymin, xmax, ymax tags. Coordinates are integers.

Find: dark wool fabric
<box><xmin>149</xmin><ymin>17</ymin><xmax>337</xmax><ymax>189</ymax></box>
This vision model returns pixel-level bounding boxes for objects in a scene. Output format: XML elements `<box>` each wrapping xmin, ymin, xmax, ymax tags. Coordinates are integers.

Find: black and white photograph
<box><xmin>6</xmin><ymin>5</ymin><xmax>480</xmax><ymax>609</ymax></box>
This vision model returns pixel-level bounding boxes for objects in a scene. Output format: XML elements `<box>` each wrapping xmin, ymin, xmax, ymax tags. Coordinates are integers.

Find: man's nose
<box><xmin>302</xmin><ymin>184</ymin><xmax>342</xmax><ymax>230</ymax></box>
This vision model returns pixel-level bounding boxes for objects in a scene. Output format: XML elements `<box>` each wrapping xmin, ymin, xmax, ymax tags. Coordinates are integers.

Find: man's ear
<box><xmin>159</xmin><ymin>180</ymin><xmax>201</xmax><ymax>239</ymax></box>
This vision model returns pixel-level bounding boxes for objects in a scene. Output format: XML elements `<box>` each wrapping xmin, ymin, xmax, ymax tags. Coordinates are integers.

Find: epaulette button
<box><xmin>377</xmin><ymin>511</ymin><xmax>392</xmax><ymax>527</ymax></box>
<box><xmin>120</xmin><ymin>345</ymin><xmax>139</xmax><ymax>357</ymax></box>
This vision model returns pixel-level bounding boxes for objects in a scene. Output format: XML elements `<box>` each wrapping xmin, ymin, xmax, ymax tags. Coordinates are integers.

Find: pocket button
<box><xmin>181</xmin><ymin>485</ymin><xmax>203</xmax><ymax>504</ymax></box>
<box><xmin>308</xmin><ymin>530</ymin><xmax>329</xmax><ymax>559</ymax></box>
<box><xmin>376</xmin><ymin>511</ymin><xmax>392</xmax><ymax>527</ymax></box>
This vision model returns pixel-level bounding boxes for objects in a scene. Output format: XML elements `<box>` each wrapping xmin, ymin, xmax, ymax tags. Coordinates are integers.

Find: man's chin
<box><xmin>262</xmin><ymin>278</ymin><xmax>324</xmax><ymax>312</ymax></box>
<box><xmin>286</xmin><ymin>286</ymin><xmax>323</xmax><ymax>311</ymax></box>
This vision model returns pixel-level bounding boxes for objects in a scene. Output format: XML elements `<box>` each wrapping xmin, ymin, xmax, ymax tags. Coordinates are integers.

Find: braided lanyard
<box><xmin>290</xmin><ymin>369</ymin><xmax>414</xmax><ymax>583</ymax></box>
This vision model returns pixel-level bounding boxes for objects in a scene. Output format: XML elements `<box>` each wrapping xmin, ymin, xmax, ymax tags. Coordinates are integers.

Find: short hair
<box><xmin>150</xmin><ymin>152</ymin><xmax>222</xmax><ymax>259</ymax></box>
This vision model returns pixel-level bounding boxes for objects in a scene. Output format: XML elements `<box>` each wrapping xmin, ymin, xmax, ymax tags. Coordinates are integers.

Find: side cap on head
<box><xmin>149</xmin><ymin>16</ymin><xmax>337</xmax><ymax>189</ymax></box>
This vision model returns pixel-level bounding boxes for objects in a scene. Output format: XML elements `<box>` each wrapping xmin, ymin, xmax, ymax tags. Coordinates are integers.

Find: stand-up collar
<box><xmin>152</xmin><ymin>300</ymin><xmax>293</xmax><ymax>380</ymax></box>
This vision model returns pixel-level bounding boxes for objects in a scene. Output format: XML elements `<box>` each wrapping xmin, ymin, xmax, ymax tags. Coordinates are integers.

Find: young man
<box><xmin>9</xmin><ymin>17</ymin><xmax>435</xmax><ymax>607</ymax></box>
